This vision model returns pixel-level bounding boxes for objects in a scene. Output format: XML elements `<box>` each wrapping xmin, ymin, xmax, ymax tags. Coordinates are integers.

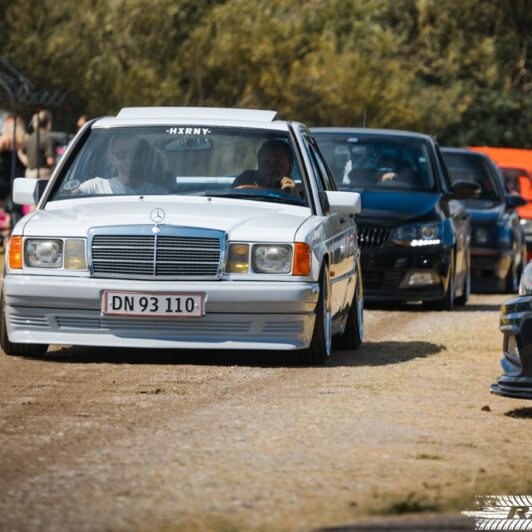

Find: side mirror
<box><xmin>325</xmin><ymin>191</ymin><xmax>361</xmax><ymax>215</ymax></box>
<box><xmin>506</xmin><ymin>193</ymin><xmax>528</xmax><ymax>209</ymax></box>
<box><xmin>13</xmin><ymin>178</ymin><xmax>48</xmax><ymax>205</ymax></box>
<box><xmin>450</xmin><ymin>180</ymin><xmax>481</xmax><ymax>199</ymax></box>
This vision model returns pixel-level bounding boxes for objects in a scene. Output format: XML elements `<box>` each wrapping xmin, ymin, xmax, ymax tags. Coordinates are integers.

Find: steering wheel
<box><xmin>233</xmin><ymin>184</ymin><xmax>264</xmax><ymax>190</ymax></box>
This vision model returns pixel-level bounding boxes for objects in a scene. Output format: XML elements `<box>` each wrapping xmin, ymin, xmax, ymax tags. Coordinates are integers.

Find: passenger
<box><xmin>232</xmin><ymin>139</ymin><xmax>299</xmax><ymax>196</ymax></box>
<box><xmin>78</xmin><ymin>136</ymin><xmax>168</xmax><ymax>195</ymax></box>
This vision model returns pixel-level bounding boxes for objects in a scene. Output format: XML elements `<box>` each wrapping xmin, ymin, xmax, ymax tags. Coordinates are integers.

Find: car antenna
<box><xmin>362</xmin><ymin>108</ymin><xmax>368</xmax><ymax>128</ymax></box>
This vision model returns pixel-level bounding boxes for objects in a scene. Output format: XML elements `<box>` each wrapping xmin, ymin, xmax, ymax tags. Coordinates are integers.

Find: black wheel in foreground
<box><xmin>334</xmin><ymin>263</ymin><xmax>363</xmax><ymax>350</ymax></box>
<box><xmin>289</xmin><ymin>265</ymin><xmax>332</xmax><ymax>365</ymax></box>
<box><xmin>0</xmin><ymin>294</ymin><xmax>48</xmax><ymax>357</ymax></box>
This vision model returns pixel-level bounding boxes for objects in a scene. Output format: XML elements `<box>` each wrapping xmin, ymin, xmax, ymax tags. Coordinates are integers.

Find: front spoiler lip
<box><xmin>490</xmin><ymin>383</ymin><xmax>532</xmax><ymax>400</ymax></box>
<box><xmin>364</xmin><ymin>286</ymin><xmax>445</xmax><ymax>302</ymax></box>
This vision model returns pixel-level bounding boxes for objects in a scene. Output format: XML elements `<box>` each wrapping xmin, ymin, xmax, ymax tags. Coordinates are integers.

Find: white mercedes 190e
<box><xmin>2</xmin><ymin>107</ymin><xmax>363</xmax><ymax>364</ymax></box>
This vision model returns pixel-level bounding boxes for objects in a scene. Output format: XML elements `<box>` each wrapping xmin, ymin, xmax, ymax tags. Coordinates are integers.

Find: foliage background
<box><xmin>0</xmin><ymin>0</ymin><xmax>530</xmax><ymax>147</ymax></box>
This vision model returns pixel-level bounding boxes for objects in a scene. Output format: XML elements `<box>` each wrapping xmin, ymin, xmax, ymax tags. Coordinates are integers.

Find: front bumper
<box><xmin>491</xmin><ymin>295</ymin><xmax>532</xmax><ymax>399</ymax></box>
<box><xmin>470</xmin><ymin>246</ymin><xmax>512</xmax><ymax>281</ymax></box>
<box><xmin>3</xmin><ymin>275</ymin><xmax>319</xmax><ymax>350</ymax></box>
<box><xmin>360</xmin><ymin>245</ymin><xmax>451</xmax><ymax>302</ymax></box>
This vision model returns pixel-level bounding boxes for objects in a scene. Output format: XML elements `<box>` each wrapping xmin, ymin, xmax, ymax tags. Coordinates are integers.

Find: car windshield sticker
<box><xmin>166</xmin><ymin>127</ymin><xmax>211</xmax><ymax>135</ymax></box>
<box><xmin>62</xmin><ymin>180</ymin><xmax>80</xmax><ymax>191</ymax></box>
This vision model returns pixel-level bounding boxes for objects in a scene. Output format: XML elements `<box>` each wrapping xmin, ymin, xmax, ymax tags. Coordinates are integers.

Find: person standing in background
<box><xmin>76</xmin><ymin>114</ymin><xmax>88</xmax><ymax>131</ymax></box>
<box><xmin>0</xmin><ymin>114</ymin><xmax>27</xmax><ymax>189</ymax></box>
<box><xmin>18</xmin><ymin>109</ymin><xmax>56</xmax><ymax>179</ymax></box>
<box><xmin>0</xmin><ymin>115</ymin><xmax>28</xmax><ymax>241</ymax></box>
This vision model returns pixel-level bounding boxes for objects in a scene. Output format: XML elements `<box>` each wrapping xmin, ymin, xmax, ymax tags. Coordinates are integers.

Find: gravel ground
<box><xmin>0</xmin><ymin>294</ymin><xmax>530</xmax><ymax>531</ymax></box>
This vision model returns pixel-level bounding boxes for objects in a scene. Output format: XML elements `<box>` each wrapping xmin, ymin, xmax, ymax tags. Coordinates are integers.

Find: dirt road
<box><xmin>0</xmin><ymin>294</ymin><xmax>530</xmax><ymax>531</ymax></box>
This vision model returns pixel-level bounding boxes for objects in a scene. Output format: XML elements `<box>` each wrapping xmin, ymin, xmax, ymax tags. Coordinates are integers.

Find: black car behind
<box><xmin>312</xmin><ymin>128</ymin><xmax>479</xmax><ymax>309</ymax></box>
<box><xmin>442</xmin><ymin>148</ymin><xmax>526</xmax><ymax>293</ymax></box>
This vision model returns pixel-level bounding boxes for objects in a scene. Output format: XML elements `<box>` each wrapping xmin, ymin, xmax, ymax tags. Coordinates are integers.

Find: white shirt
<box><xmin>78</xmin><ymin>177</ymin><xmax>168</xmax><ymax>195</ymax></box>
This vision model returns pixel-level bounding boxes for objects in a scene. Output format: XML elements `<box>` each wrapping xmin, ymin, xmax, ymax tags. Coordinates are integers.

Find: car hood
<box><xmin>464</xmin><ymin>200</ymin><xmax>504</xmax><ymax>224</ymax></box>
<box><xmin>20</xmin><ymin>196</ymin><xmax>311</xmax><ymax>242</ymax></box>
<box><xmin>353</xmin><ymin>190</ymin><xmax>441</xmax><ymax>225</ymax></box>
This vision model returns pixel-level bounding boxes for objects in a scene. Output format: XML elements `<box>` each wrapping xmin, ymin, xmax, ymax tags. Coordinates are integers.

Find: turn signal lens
<box><xmin>293</xmin><ymin>242</ymin><xmax>311</xmax><ymax>276</ymax></box>
<box><xmin>64</xmin><ymin>239</ymin><xmax>87</xmax><ymax>270</ymax></box>
<box><xmin>226</xmin><ymin>243</ymin><xmax>249</xmax><ymax>273</ymax></box>
<box><xmin>9</xmin><ymin>236</ymin><xmax>23</xmax><ymax>269</ymax></box>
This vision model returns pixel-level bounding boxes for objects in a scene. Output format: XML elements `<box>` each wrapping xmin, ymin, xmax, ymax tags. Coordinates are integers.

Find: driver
<box><xmin>232</xmin><ymin>139</ymin><xmax>299</xmax><ymax>196</ymax></box>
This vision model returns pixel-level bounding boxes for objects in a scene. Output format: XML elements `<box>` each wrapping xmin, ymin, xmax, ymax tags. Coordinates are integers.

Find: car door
<box><xmin>301</xmin><ymin>133</ymin><xmax>357</xmax><ymax>323</ymax></box>
<box><xmin>434</xmin><ymin>144</ymin><xmax>470</xmax><ymax>288</ymax></box>
<box><xmin>488</xmin><ymin>159</ymin><xmax>524</xmax><ymax>266</ymax></box>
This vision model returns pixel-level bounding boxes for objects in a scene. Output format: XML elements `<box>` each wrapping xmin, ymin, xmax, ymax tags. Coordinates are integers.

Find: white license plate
<box><xmin>102</xmin><ymin>291</ymin><xmax>204</xmax><ymax>317</ymax></box>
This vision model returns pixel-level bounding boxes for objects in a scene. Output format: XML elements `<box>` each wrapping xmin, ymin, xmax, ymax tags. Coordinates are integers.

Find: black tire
<box><xmin>505</xmin><ymin>259</ymin><xmax>519</xmax><ymax>294</ymax></box>
<box><xmin>455</xmin><ymin>253</ymin><xmax>470</xmax><ymax>306</ymax></box>
<box><xmin>0</xmin><ymin>295</ymin><xmax>48</xmax><ymax>357</ymax></box>
<box><xmin>289</xmin><ymin>265</ymin><xmax>332</xmax><ymax>365</ymax></box>
<box><xmin>424</xmin><ymin>253</ymin><xmax>455</xmax><ymax>311</ymax></box>
<box><xmin>333</xmin><ymin>262</ymin><xmax>363</xmax><ymax>350</ymax></box>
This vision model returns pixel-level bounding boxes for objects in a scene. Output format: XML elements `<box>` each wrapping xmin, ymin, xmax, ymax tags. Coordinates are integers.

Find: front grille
<box><xmin>357</xmin><ymin>226</ymin><xmax>393</xmax><ymax>249</ymax></box>
<box><xmin>90</xmin><ymin>227</ymin><xmax>224</xmax><ymax>279</ymax></box>
<box><xmin>362</xmin><ymin>270</ymin><xmax>403</xmax><ymax>290</ymax></box>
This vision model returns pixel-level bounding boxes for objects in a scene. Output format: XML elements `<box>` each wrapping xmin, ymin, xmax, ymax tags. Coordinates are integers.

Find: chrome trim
<box><xmin>88</xmin><ymin>225</ymin><xmax>226</xmax><ymax>280</ymax></box>
<box><xmin>330</xmin><ymin>268</ymin><xmax>356</xmax><ymax>285</ymax></box>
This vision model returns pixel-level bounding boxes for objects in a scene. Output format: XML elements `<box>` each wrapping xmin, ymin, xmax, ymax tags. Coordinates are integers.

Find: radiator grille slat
<box><xmin>91</xmin><ymin>232</ymin><xmax>222</xmax><ymax>279</ymax></box>
<box><xmin>357</xmin><ymin>226</ymin><xmax>393</xmax><ymax>249</ymax></box>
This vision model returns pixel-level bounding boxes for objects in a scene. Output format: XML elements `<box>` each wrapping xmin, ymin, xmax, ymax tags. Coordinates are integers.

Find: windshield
<box><xmin>49</xmin><ymin>126</ymin><xmax>307</xmax><ymax>207</ymax></box>
<box><xmin>314</xmin><ymin>133</ymin><xmax>436</xmax><ymax>192</ymax></box>
<box><xmin>442</xmin><ymin>152</ymin><xmax>502</xmax><ymax>201</ymax></box>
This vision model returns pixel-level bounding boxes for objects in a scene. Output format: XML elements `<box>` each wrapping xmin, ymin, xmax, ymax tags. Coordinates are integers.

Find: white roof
<box><xmin>116</xmin><ymin>107</ymin><xmax>277</xmax><ymax>122</ymax></box>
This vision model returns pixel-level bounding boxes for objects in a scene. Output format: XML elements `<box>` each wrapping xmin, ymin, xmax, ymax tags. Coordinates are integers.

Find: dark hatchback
<box><xmin>441</xmin><ymin>148</ymin><xmax>527</xmax><ymax>293</ymax></box>
<box><xmin>312</xmin><ymin>128</ymin><xmax>479</xmax><ymax>309</ymax></box>
<box><xmin>491</xmin><ymin>261</ymin><xmax>532</xmax><ymax>399</ymax></box>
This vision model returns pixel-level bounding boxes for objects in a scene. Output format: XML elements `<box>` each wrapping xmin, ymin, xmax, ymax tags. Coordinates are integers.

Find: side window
<box><xmin>434</xmin><ymin>144</ymin><xmax>452</xmax><ymax>191</ymax></box>
<box><xmin>311</xmin><ymin>139</ymin><xmax>337</xmax><ymax>191</ymax></box>
<box><xmin>301</xmin><ymin>136</ymin><xmax>323</xmax><ymax>190</ymax></box>
<box><xmin>302</xmin><ymin>136</ymin><xmax>334</xmax><ymax>191</ymax></box>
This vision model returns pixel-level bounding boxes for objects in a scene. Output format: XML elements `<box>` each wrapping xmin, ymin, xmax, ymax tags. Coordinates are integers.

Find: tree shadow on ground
<box><xmin>38</xmin><ymin>340</ymin><xmax>444</xmax><ymax>368</ymax></box>
<box><xmin>504</xmin><ymin>407</ymin><xmax>532</xmax><ymax>419</ymax></box>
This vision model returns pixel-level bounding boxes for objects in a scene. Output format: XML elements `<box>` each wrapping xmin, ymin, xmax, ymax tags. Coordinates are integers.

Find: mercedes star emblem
<box><xmin>150</xmin><ymin>208</ymin><xmax>166</xmax><ymax>224</ymax></box>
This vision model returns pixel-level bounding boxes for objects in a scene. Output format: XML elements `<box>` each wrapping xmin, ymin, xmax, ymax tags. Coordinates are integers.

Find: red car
<box><xmin>469</xmin><ymin>147</ymin><xmax>532</xmax><ymax>261</ymax></box>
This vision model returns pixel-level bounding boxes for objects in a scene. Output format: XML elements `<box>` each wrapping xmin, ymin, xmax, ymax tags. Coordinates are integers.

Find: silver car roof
<box><xmin>93</xmin><ymin>107</ymin><xmax>291</xmax><ymax>131</ymax></box>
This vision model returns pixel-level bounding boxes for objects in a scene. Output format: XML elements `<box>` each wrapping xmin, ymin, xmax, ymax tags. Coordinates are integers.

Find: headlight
<box><xmin>25</xmin><ymin>239</ymin><xmax>63</xmax><ymax>268</ymax></box>
<box><xmin>520</xmin><ymin>218</ymin><xmax>532</xmax><ymax>235</ymax></box>
<box><xmin>252</xmin><ymin>244</ymin><xmax>292</xmax><ymax>273</ymax></box>
<box><xmin>22</xmin><ymin>238</ymin><xmax>87</xmax><ymax>269</ymax></box>
<box><xmin>392</xmin><ymin>223</ymin><xmax>441</xmax><ymax>246</ymax></box>
<box><xmin>474</xmin><ymin>228</ymin><xmax>488</xmax><ymax>244</ymax></box>
<box><xmin>518</xmin><ymin>262</ymin><xmax>532</xmax><ymax>295</ymax></box>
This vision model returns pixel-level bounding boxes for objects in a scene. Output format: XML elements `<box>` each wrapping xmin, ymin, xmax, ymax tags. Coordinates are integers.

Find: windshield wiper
<box><xmin>202</xmin><ymin>191</ymin><xmax>304</xmax><ymax>206</ymax></box>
